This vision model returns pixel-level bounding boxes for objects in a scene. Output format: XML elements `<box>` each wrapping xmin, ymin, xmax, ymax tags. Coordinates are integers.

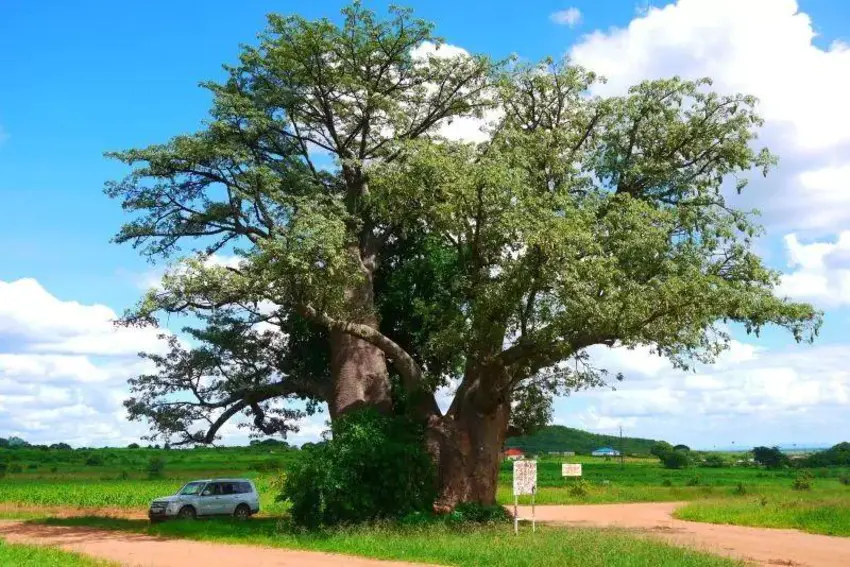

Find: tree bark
<box><xmin>427</xmin><ymin>366</ymin><xmax>511</xmax><ymax>510</ymax></box>
<box><xmin>326</xmin><ymin>234</ymin><xmax>393</xmax><ymax>419</ymax></box>
<box><xmin>328</xmin><ymin>326</ymin><xmax>392</xmax><ymax>418</ymax></box>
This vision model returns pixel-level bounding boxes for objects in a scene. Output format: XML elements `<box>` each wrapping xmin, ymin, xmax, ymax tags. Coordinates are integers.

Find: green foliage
<box><xmin>752</xmin><ymin>446</ymin><xmax>790</xmax><ymax>469</ymax></box>
<box><xmin>279</xmin><ymin>409</ymin><xmax>435</xmax><ymax>528</ymax></box>
<box><xmin>650</xmin><ymin>442</ymin><xmax>674</xmax><ymax>459</ymax></box>
<box><xmin>447</xmin><ymin>503</ymin><xmax>512</xmax><ymax>524</ymax></box>
<box><xmin>733</xmin><ymin>482</ymin><xmax>747</xmax><ymax>495</ymax></box>
<box><xmin>804</xmin><ymin>442</ymin><xmax>850</xmax><ymax>467</ymax></box>
<box><xmin>701</xmin><ymin>454</ymin><xmax>730</xmax><ymax>468</ymax></box>
<box><xmin>0</xmin><ymin>462</ymin><xmax>7</xmax><ymax>478</ymax></box>
<box><xmin>9</xmin><ymin>464</ymin><xmax>23</xmax><ymax>474</ymax></box>
<box><xmin>793</xmin><ymin>470</ymin><xmax>813</xmax><ymax>491</ymax></box>
<box><xmin>507</xmin><ymin>425</ymin><xmax>662</xmax><ymax>455</ymax></box>
<box><xmin>674</xmin><ymin>445</ymin><xmax>691</xmax><ymax>452</ymax></box>
<box><xmin>686</xmin><ymin>474</ymin><xmax>701</xmax><ymax>486</ymax></box>
<box><xmin>85</xmin><ymin>454</ymin><xmax>104</xmax><ymax>467</ymax></box>
<box><xmin>568</xmin><ymin>479</ymin><xmax>590</xmax><ymax>497</ymax></box>
<box><xmin>146</xmin><ymin>456</ymin><xmax>166</xmax><ymax>480</ymax></box>
<box><xmin>659</xmin><ymin>450</ymin><xmax>692</xmax><ymax>470</ymax></box>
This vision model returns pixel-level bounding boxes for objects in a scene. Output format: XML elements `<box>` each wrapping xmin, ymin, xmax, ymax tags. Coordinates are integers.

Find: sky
<box><xmin>1</xmin><ymin>0</ymin><xmax>850</xmax><ymax>449</ymax></box>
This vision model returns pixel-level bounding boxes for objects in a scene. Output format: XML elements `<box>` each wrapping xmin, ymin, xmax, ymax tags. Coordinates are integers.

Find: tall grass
<box><xmin>0</xmin><ymin>539</ymin><xmax>114</xmax><ymax>566</ymax></box>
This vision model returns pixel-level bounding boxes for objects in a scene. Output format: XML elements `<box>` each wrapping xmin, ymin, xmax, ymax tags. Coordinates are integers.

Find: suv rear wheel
<box><xmin>234</xmin><ymin>504</ymin><xmax>251</xmax><ymax>520</ymax></box>
<box><xmin>177</xmin><ymin>506</ymin><xmax>196</xmax><ymax>520</ymax></box>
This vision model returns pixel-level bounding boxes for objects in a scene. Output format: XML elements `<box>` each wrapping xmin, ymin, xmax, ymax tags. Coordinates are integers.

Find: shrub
<box><xmin>568</xmin><ymin>479</ymin><xmax>590</xmax><ymax>497</ymax></box>
<box><xmin>759</xmin><ymin>495</ymin><xmax>769</xmax><ymax>507</ymax></box>
<box><xmin>733</xmin><ymin>482</ymin><xmax>747</xmax><ymax>495</ymax></box>
<box><xmin>85</xmin><ymin>454</ymin><xmax>104</xmax><ymax>467</ymax></box>
<box><xmin>449</xmin><ymin>503</ymin><xmax>511</xmax><ymax>524</ymax></box>
<box><xmin>659</xmin><ymin>450</ymin><xmax>692</xmax><ymax>469</ymax></box>
<box><xmin>50</xmin><ymin>466</ymin><xmax>58</xmax><ymax>473</ymax></box>
<box><xmin>147</xmin><ymin>456</ymin><xmax>166</xmax><ymax>480</ymax></box>
<box><xmin>753</xmin><ymin>446</ymin><xmax>790</xmax><ymax>469</ymax></box>
<box><xmin>701</xmin><ymin>454</ymin><xmax>728</xmax><ymax>468</ymax></box>
<box><xmin>9</xmin><ymin>464</ymin><xmax>23</xmax><ymax>474</ymax></box>
<box><xmin>661</xmin><ymin>479</ymin><xmax>673</xmax><ymax>487</ymax></box>
<box><xmin>793</xmin><ymin>470</ymin><xmax>813</xmax><ymax>491</ymax></box>
<box><xmin>650</xmin><ymin>442</ymin><xmax>674</xmax><ymax>459</ymax></box>
<box><xmin>0</xmin><ymin>462</ymin><xmax>7</xmax><ymax>478</ymax></box>
<box><xmin>279</xmin><ymin>408</ymin><xmax>435</xmax><ymax>528</ymax></box>
<box><xmin>686</xmin><ymin>474</ymin><xmax>701</xmax><ymax>486</ymax></box>
<box><xmin>839</xmin><ymin>476</ymin><xmax>850</xmax><ymax>486</ymax></box>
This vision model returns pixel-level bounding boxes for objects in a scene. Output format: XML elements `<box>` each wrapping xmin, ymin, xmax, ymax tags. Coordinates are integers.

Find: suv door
<box><xmin>198</xmin><ymin>482</ymin><xmax>226</xmax><ymax>516</ymax></box>
<box><xmin>218</xmin><ymin>482</ymin><xmax>239</xmax><ymax>514</ymax></box>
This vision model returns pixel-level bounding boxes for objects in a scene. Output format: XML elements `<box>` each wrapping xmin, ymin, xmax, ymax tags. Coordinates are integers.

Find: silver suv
<box><xmin>148</xmin><ymin>478</ymin><xmax>260</xmax><ymax>522</ymax></box>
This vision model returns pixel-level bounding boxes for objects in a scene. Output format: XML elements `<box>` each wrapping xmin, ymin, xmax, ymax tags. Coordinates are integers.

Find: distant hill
<box><xmin>505</xmin><ymin>425</ymin><xmax>663</xmax><ymax>456</ymax></box>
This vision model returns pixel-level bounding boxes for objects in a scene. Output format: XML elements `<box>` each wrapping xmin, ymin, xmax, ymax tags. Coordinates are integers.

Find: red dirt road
<box><xmin>515</xmin><ymin>502</ymin><xmax>850</xmax><ymax>567</ymax></box>
<box><xmin>0</xmin><ymin>521</ymin><xmax>432</xmax><ymax>567</ymax></box>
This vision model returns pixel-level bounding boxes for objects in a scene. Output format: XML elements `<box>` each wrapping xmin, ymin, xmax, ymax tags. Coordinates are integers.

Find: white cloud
<box><xmin>0</xmin><ymin>278</ymin><xmax>172</xmax><ymax>446</ymax></box>
<box><xmin>778</xmin><ymin>232</ymin><xmax>850</xmax><ymax>307</ymax></box>
<box><xmin>0</xmin><ymin>278</ymin><xmax>165</xmax><ymax>356</ymax></box>
<box><xmin>550</xmin><ymin>7</ymin><xmax>582</xmax><ymax>27</ymax></box>
<box><xmin>565</xmin><ymin>341</ymin><xmax>850</xmax><ymax>447</ymax></box>
<box><xmin>569</xmin><ymin>0</ymin><xmax>850</xmax><ymax>234</ymax></box>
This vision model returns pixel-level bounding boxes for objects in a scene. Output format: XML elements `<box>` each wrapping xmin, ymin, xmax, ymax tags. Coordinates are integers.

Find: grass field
<box><xmin>0</xmin><ymin>539</ymin><xmax>114</xmax><ymax>566</ymax></box>
<box><xmin>675</xmin><ymin>493</ymin><xmax>850</xmax><ymax>537</ymax></box>
<box><xmin>1</xmin><ymin>447</ymin><xmax>849</xmax><ymax>540</ymax></box>
<box><xmin>37</xmin><ymin>516</ymin><xmax>743</xmax><ymax>567</ymax></box>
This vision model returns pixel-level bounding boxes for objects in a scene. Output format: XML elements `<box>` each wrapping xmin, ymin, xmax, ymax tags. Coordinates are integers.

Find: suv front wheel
<box><xmin>234</xmin><ymin>504</ymin><xmax>251</xmax><ymax>520</ymax></box>
<box><xmin>177</xmin><ymin>506</ymin><xmax>196</xmax><ymax>520</ymax></box>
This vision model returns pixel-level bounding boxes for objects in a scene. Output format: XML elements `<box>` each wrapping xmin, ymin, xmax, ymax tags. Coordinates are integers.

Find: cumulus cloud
<box><xmin>550</xmin><ymin>7</ymin><xmax>582</xmax><ymax>27</ymax></box>
<box><xmin>0</xmin><ymin>278</ymin><xmax>170</xmax><ymax>446</ymax></box>
<box><xmin>778</xmin><ymin>232</ymin><xmax>850</xmax><ymax>307</ymax></box>
<box><xmin>568</xmin><ymin>341</ymin><xmax>848</xmax><ymax>447</ymax></box>
<box><xmin>569</xmin><ymin>0</ymin><xmax>850</xmax><ymax>234</ymax></box>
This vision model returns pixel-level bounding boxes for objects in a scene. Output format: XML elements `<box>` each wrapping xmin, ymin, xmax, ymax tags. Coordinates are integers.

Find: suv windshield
<box><xmin>177</xmin><ymin>482</ymin><xmax>206</xmax><ymax>496</ymax></box>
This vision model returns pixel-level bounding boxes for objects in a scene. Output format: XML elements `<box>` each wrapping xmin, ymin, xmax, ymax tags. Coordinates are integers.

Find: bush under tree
<box><xmin>659</xmin><ymin>450</ymin><xmax>692</xmax><ymax>470</ymax></box>
<box><xmin>279</xmin><ymin>409</ymin><xmax>434</xmax><ymax>528</ymax></box>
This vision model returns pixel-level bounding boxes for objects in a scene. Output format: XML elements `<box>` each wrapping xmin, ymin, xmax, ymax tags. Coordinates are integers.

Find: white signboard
<box><xmin>513</xmin><ymin>460</ymin><xmax>537</xmax><ymax>496</ymax></box>
<box><xmin>562</xmin><ymin>463</ymin><xmax>582</xmax><ymax>477</ymax></box>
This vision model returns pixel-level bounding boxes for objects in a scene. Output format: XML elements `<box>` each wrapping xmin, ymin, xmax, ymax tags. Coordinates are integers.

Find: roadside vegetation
<box><xmin>0</xmin><ymin>539</ymin><xmax>114</xmax><ymax>566</ymax></box>
<box><xmin>36</xmin><ymin>516</ymin><xmax>742</xmax><ymax>567</ymax></box>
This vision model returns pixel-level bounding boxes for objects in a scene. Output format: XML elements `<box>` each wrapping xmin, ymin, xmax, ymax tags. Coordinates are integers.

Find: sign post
<box><xmin>561</xmin><ymin>463</ymin><xmax>582</xmax><ymax>478</ymax></box>
<box><xmin>512</xmin><ymin>459</ymin><xmax>537</xmax><ymax>535</ymax></box>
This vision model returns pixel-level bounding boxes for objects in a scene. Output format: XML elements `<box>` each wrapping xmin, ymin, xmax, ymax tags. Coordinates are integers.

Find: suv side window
<box><xmin>203</xmin><ymin>482</ymin><xmax>223</xmax><ymax>496</ymax></box>
<box><xmin>221</xmin><ymin>483</ymin><xmax>235</xmax><ymax>495</ymax></box>
<box><xmin>239</xmin><ymin>482</ymin><xmax>253</xmax><ymax>494</ymax></box>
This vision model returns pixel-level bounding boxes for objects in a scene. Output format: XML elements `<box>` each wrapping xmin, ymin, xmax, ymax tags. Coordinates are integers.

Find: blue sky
<box><xmin>2</xmin><ymin>0</ymin><xmax>850</xmax><ymax>448</ymax></box>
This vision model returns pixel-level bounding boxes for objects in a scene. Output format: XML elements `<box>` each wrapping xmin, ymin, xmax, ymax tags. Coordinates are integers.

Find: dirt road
<box><xmin>515</xmin><ymin>502</ymin><xmax>850</xmax><ymax>567</ymax></box>
<box><xmin>0</xmin><ymin>520</ymin><xmax>431</xmax><ymax>567</ymax></box>
<box><xmin>4</xmin><ymin>503</ymin><xmax>850</xmax><ymax>566</ymax></box>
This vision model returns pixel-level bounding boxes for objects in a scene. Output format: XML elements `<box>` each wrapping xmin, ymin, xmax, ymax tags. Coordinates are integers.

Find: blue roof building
<box><xmin>591</xmin><ymin>446</ymin><xmax>621</xmax><ymax>457</ymax></box>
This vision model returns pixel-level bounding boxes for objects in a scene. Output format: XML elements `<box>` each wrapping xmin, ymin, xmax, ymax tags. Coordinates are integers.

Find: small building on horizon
<box><xmin>504</xmin><ymin>448</ymin><xmax>525</xmax><ymax>460</ymax></box>
<box><xmin>591</xmin><ymin>446</ymin><xmax>621</xmax><ymax>457</ymax></box>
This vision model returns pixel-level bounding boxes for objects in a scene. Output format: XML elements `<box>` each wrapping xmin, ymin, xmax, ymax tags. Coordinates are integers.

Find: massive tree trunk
<box><xmin>327</xmin><ymin>258</ymin><xmax>393</xmax><ymax>418</ymax></box>
<box><xmin>328</xmin><ymin>164</ymin><xmax>393</xmax><ymax>419</ymax></box>
<box><xmin>328</xmin><ymin>326</ymin><xmax>392</xmax><ymax>418</ymax></box>
<box><xmin>427</xmin><ymin>366</ymin><xmax>511</xmax><ymax>510</ymax></box>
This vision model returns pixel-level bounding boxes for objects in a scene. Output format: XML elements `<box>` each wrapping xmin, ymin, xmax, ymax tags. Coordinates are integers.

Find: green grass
<box><xmin>0</xmin><ymin>476</ymin><xmax>287</xmax><ymax>515</ymax></box>
<box><xmin>0</xmin><ymin>539</ymin><xmax>114</xmax><ymax>566</ymax></box>
<box><xmin>675</xmin><ymin>491</ymin><xmax>850</xmax><ymax>537</ymax></box>
<box><xmin>36</xmin><ymin>516</ymin><xmax>743</xmax><ymax>567</ymax></box>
